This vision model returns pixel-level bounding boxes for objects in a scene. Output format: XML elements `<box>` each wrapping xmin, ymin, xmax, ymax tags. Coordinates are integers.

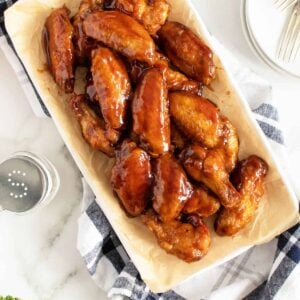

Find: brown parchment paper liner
<box><xmin>5</xmin><ymin>0</ymin><xmax>299</xmax><ymax>292</ymax></box>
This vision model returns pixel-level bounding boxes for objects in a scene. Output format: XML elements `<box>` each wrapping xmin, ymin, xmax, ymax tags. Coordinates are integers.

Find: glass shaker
<box><xmin>0</xmin><ymin>151</ymin><xmax>60</xmax><ymax>214</ymax></box>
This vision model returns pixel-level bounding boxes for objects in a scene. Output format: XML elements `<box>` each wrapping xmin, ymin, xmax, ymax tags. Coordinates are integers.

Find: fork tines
<box><xmin>277</xmin><ymin>2</ymin><xmax>300</xmax><ymax>63</ymax></box>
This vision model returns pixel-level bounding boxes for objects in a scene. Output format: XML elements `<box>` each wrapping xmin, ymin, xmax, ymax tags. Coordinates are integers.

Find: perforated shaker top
<box><xmin>0</xmin><ymin>157</ymin><xmax>46</xmax><ymax>212</ymax></box>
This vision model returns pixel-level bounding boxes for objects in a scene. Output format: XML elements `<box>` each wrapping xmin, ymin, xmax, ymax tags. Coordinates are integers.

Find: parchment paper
<box><xmin>5</xmin><ymin>0</ymin><xmax>299</xmax><ymax>292</ymax></box>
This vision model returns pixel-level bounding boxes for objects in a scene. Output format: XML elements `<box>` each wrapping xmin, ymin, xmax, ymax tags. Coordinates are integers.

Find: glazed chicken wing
<box><xmin>132</xmin><ymin>68</ymin><xmax>170</xmax><ymax>156</ymax></box>
<box><xmin>104</xmin><ymin>0</ymin><xmax>170</xmax><ymax>36</ymax></box>
<box><xmin>215</xmin><ymin>155</ymin><xmax>268</xmax><ymax>236</ymax></box>
<box><xmin>162</xmin><ymin>66</ymin><xmax>203</xmax><ymax>94</ymax></box>
<box><xmin>152</xmin><ymin>153</ymin><xmax>192</xmax><ymax>222</ymax></box>
<box><xmin>72</xmin><ymin>0</ymin><xmax>103</xmax><ymax>63</ymax></box>
<box><xmin>76</xmin><ymin>0</ymin><xmax>103</xmax><ymax>18</ymax></box>
<box><xmin>158</xmin><ymin>21</ymin><xmax>215</xmax><ymax>85</ymax></box>
<box><xmin>169</xmin><ymin>92</ymin><xmax>223</xmax><ymax>148</ymax></box>
<box><xmin>83</xmin><ymin>11</ymin><xmax>157</xmax><ymax>64</ymax></box>
<box><xmin>127</xmin><ymin>58</ymin><xmax>202</xmax><ymax>94</ymax></box>
<box><xmin>183</xmin><ymin>186</ymin><xmax>220</xmax><ymax>217</ymax></box>
<box><xmin>154</xmin><ymin>53</ymin><xmax>202</xmax><ymax>94</ymax></box>
<box><xmin>91</xmin><ymin>47</ymin><xmax>131</xmax><ymax>144</ymax></box>
<box><xmin>70</xmin><ymin>94</ymin><xmax>115</xmax><ymax>156</ymax></box>
<box><xmin>221</xmin><ymin>117</ymin><xmax>239</xmax><ymax>172</ymax></box>
<box><xmin>142</xmin><ymin>210</ymin><xmax>211</xmax><ymax>262</ymax></box>
<box><xmin>180</xmin><ymin>145</ymin><xmax>240</xmax><ymax>208</ymax></box>
<box><xmin>44</xmin><ymin>7</ymin><xmax>75</xmax><ymax>93</ymax></box>
<box><xmin>111</xmin><ymin>140</ymin><xmax>152</xmax><ymax>216</ymax></box>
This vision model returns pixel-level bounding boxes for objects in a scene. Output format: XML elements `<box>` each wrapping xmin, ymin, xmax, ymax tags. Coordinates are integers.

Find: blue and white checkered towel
<box><xmin>1</xmin><ymin>1</ymin><xmax>299</xmax><ymax>299</ymax></box>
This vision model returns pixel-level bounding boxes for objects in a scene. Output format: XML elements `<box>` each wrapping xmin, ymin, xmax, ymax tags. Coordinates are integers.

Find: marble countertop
<box><xmin>0</xmin><ymin>0</ymin><xmax>299</xmax><ymax>299</ymax></box>
<box><xmin>0</xmin><ymin>46</ymin><xmax>107</xmax><ymax>299</ymax></box>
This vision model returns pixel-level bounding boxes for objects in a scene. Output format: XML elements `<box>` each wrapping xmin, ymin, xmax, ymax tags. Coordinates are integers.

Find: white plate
<box><xmin>242</xmin><ymin>0</ymin><xmax>300</xmax><ymax>78</ymax></box>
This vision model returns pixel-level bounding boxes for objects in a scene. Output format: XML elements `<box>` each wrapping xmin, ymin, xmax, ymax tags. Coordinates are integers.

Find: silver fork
<box><xmin>277</xmin><ymin>0</ymin><xmax>300</xmax><ymax>63</ymax></box>
<box><xmin>275</xmin><ymin>0</ymin><xmax>297</xmax><ymax>11</ymax></box>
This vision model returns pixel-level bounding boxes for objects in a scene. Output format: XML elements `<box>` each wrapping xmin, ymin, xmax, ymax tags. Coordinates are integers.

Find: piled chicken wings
<box><xmin>43</xmin><ymin>0</ymin><xmax>268</xmax><ymax>263</ymax></box>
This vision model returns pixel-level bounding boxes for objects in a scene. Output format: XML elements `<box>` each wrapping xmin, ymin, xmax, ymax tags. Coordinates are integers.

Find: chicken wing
<box><xmin>180</xmin><ymin>145</ymin><xmax>240</xmax><ymax>208</ymax></box>
<box><xmin>70</xmin><ymin>94</ymin><xmax>115</xmax><ymax>156</ymax></box>
<box><xmin>158</xmin><ymin>21</ymin><xmax>215</xmax><ymax>85</ymax></box>
<box><xmin>169</xmin><ymin>92</ymin><xmax>223</xmax><ymax>148</ymax></box>
<box><xmin>152</xmin><ymin>153</ymin><xmax>192</xmax><ymax>222</ymax></box>
<box><xmin>127</xmin><ymin>58</ymin><xmax>202</xmax><ymax>94</ymax></box>
<box><xmin>104</xmin><ymin>0</ymin><xmax>170</xmax><ymax>36</ymax></box>
<box><xmin>142</xmin><ymin>209</ymin><xmax>211</xmax><ymax>262</ymax></box>
<box><xmin>221</xmin><ymin>116</ymin><xmax>239</xmax><ymax>172</ymax></box>
<box><xmin>91</xmin><ymin>47</ymin><xmax>131</xmax><ymax>144</ymax></box>
<box><xmin>43</xmin><ymin>7</ymin><xmax>75</xmax><ymax>93</ymax></box>
<box><xmin>132</xmin><ymin>68</ymin><xmax>170</xmax><ymax>156</ymax></box>
<box><xmin>162</xmin><ymin>65</ymin><xmax>203</xmax><ymax>94</ymax></box>
<box><xmin>76</xmin><ymin>0</ymin><xmax>103</xmax><ymax>18</ymax></box>
<box><xmin>183</xmin><ymin>186</ymin><xmax>220</xmax><ymax>217</ymax></box>
<box><xmin>111</xmin><ymin>140</ymin><xmax>152</xmax><ymax>216</ymax></box>
<box><xmin>215</xmin><ymin>155</ymin><xmax>268</xmax><ymax>236</ymax></box>
<box><xmin>83</xmin><ymin>11</ymin><xmax>157</xmax><ymax>64</ymax></box>
<box><xmin>72</xmin><ymin>0</ymin><xmax>103</xmax><ymax>63</ymax></box>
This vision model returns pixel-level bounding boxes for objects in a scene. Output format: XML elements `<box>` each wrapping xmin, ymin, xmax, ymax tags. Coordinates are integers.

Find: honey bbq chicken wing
<box><xmin>162</xmin><ymin>65</ymin><xmax>203</xmax><ymax>94</ymax></box>
<box><xmin>83</xmin><ymin>11</ymin><xmax>158</xmax><ymax>64</ymax></box>
<box><xmin>104</xmin><ymin>0</ymin><xmax>170</xmax><ymax>36</ymax></box>
<box><xmin>180</xmin><ymin>145</ymin><xmax>240</xmax><ymax>208</ymax></box>
<box><xmin>152</xmin><ymin>153</ymin><xmax>192</xmax><ymax>222</ymax></box>
<box><xmin>169</xmin><ymin>92</ymin><xmax>223</xmax><ymax>148</ymax></box>
<box><xmin>132</xmin><ymin>68</ymin><xmax>170</xmax><ymax>156</ymax></box>
<box><xmin>44</xmin><ymin>7</ymin><xmax>75</xmax><ymax>93</ymax></box>
<box><xmin>142</xmin><ymin>210</ymin><xmax>211</xmax><ymax>262</ymax></box>
<box><xmin>76</xmin><ymin>0</ymin><xmax>103</xmax><ymax>18</ymax></box>
<box><xmin>70</xmin><ymin>94</ymin><xmax>115</xmax><ymax>156</ymax></box>
<box><xmin>111</xmin><ymin>140</ymin><xmax>152</xmax><ymax>216</ymax></box>
<box><xmin>158</xmin><ymin>21</ymin><xmax>215</xmax><ymax>85</ymax></box>
<box><xmin>183</xmin><ymin>186</ymin><xmax>220</xmax><ymax>217</ymax></box>
<box><xmin>91</xmin><ymin>47</ymin><xmax>131</xmax><ymax>144</ymax></box>
<box><xmin>127</xmin><ymin>58</ymin><xmax>202</xmax><ymax>95</ymax></box>
<box><xmin>154</xmin><ymin>53</ymin><xmax>203</xmax><ymax>94</ymax></box>
<box><xmin>220</xmin><ymin>116</ymin><xmax>239</xmax><ymax>172</ymax></box>
<box><xmin>215</xmin><ymin>155</ymin><xmax>268</xmax><ymax>236</ymax></box>
<box><xmin>72</xmin><ymin>0</ymin><xmax>103</xmax><ymax>63</ymax></box>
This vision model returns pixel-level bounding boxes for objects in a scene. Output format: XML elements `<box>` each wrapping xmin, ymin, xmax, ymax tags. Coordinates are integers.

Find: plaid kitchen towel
<box><xmin>1</xmin><ymin>1</ymin><xmax>299</xmax><ymax>299</ymax></box>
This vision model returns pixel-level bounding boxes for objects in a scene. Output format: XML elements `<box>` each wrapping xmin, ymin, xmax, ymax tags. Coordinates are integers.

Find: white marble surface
<box><xmin>0</xmin><ymin>0</ymin><xmax>299</xmax><ymax>299</ymax></box>
<box><xmin>0</xmin><ymin>43</ymin><xmax>107</xmax><ymax>299</ymax></box>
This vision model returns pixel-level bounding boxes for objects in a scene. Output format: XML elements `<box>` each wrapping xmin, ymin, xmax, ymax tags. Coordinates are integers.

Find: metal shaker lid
<box><xmin>0</xmin><ymin>152</ymin><xmax>57</xmax><ymax>213</ymax></box>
